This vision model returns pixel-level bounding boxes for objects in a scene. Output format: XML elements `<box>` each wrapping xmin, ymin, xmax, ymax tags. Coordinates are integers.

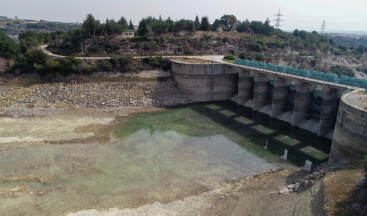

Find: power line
<box><xmin>273</xmin><ymin>9</ymin><xmax>283</xmax><ymax>28</ymax></box>
<box><xmin>282</xmin><ymin>15</ymin><xmax>367</xmax><ymax>19</ymax></box>
<box><xmin>321</xmin><ymin>19</ymin><xmax>326</xmax><ymax>34</ymax></box>
<box><xmin>283</xmin><ymin>21</ymin><xmax>367</xmax><ymax>25</ymax></box>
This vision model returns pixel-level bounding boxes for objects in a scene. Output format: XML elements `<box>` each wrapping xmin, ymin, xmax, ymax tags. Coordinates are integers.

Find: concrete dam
<box><xmin>171</xmin><ymin>60</ymin><xmax>367</xmax><ymax>164</ymax></box>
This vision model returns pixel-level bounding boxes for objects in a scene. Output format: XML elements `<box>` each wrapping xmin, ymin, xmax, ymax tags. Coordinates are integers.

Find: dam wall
<box><xmin>171</xmin><ymin>60</ymin><xmax>366</xmax><ymax>164</ymax></box>
<box><xmin>171</xmin><ymin>60</ymin><xmax>346</xmax><ymax>138</ymax></box>
<box><xmin>329</xmin><ymin>90</ymin><xmax>367</xmax><ymax>164</ymax></box>
<box><xmin>171</xmin><ymin>61</ymin><xmax>238</xmax><ymax>101</ymax></box>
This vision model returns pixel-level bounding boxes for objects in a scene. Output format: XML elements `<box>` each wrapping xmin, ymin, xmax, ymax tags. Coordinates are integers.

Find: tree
<box><xmin>235</xmin><ymin>19</ymin><xmax>250</xmax><ymax>32</ymax></box>
<box><xmin>220</xmin><ymin>15</ymin><xmax>237</xmax><ymax>31</ymax></box>
<box><xmin>137</xmin><ymin>18</ymin><xmax>149</xmax><ymax>36</ymax></box>
<box><xmin>83</xmin><ymin>14</ymin><xmax>101</xmax><ymax>38</ymax></box>
<box><xmin>212</xmin><ymin>19</ymin><xmax>228</xmax><ymax>31</ymax></box>
<box><xmin>194</xmin><ymin>16</ymin><xmax>200</xmax><ymax>30</ymax></box>
<box><xmin>118</xmin><ymin>16</ymin><xmax>128</xmax><ymax>30</ymax></box>
<box><xmin>0</xmin><ymin>30</ymin><xmax>19</xmax><ymax>59</ymax></box>
<box><xmin>151</xmin><ymin>20</ymin><xmax>169</xmax><ymax>35</ymax></box>
<box><xmin>145</xmin><ymin>26</ymin><xmax>154</xmax><ymax>36</ymax></box>
<box><xmin>129</xmin><ymin>20</ymin><xmax>134</xmax><ymax>30</ymax></box>
<box><xmin>105</xmin><ymin>19</ymin><xmax>123</xmax><ymax>37</ymax></box>
<box><xmin>200</xmin><ymin>17</ymin><xmax>210</xmax><ymax>31</ymax></box>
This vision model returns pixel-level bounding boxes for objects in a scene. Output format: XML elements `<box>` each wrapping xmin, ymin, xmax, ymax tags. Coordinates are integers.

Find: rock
<box><xmin>220</xmin><ymin>195</ymin><xmax>225</xmax><ymax>200</ymax></box>
<box><xmin>279</xmin><ymin>187</ymin><xmax>289</xmax><ymax>195</ymax></box>
<box><xmin>11</xmin><ymin>186</ymin><xmax>19</xmax><ymax>192</ymax></box>
<box><xmin>287</xmin><ymin>184</ymin><xmax>296</xmax><ymax>189</ymax></box>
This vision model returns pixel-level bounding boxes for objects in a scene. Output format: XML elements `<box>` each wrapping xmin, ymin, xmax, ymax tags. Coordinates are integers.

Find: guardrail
<box><xmin>234</xmin><ymin>59</ymin><xmax>367</xmax><ymax>89</ymax></box>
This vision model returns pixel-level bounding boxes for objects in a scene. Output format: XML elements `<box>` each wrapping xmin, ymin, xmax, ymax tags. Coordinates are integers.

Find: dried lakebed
<box><xmin>0</xmin><ymin>102</ymin><xmax>331</xmax><ymax>215</ymax></box>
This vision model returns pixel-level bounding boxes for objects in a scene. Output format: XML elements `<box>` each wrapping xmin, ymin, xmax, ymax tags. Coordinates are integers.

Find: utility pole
<box><xmin>274</xmin><ymin>9</ymin><xmax>283</xmax><ymax>29</ymax></box>
<box><xmin>321</xmin><ymin>19</ymin><xmax>326</xmax><ymax>34</ymax></box>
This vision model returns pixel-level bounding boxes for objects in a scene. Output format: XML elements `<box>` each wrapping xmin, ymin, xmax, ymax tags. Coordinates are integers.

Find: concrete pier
<box><xmin>237</xmin><ymin>70</ymin><xmax>253</xmax><ymax>104</ymax></box>
<box><xmin>271</xmin><ymin>77</ymin><xmax>289</xmax><ymax>118</ymax></box>
<box><xmin>318</xmin><ymin>86</ymin><xmax>337</xmax><ymax>136</ymax></box>
<box><xmin>253</xmin><ymin>72</ymin><xmax>269</xmax><ymax>110</ymax></box>
<box><xmin>292</xmin><ymin>81</ymin><xmax>313</xmax><ymax>127</ymax></box>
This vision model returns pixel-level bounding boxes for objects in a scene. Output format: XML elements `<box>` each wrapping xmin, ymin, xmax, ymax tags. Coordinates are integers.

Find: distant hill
<box><xmin>0</xmin><ymin>17</ymin><xmax>80</xmax><ymax>37</ymax></box>
<box><xmin>327</xmin><ymin>33</ymin><xmax>367</xmax><ymax>48</ymax></box>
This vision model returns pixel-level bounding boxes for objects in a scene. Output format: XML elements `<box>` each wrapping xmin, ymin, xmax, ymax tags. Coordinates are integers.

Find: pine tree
<box><xmin>129</xmin><ymin>20</ymin><xmax>134</xmax><ymax>30</ymax></box>
<box><xmin>194</xmin><ymin>15</ymin><xmax>200</xmax><ymax>30</ymax></box>
<box><xmin>200</xmin><ymin>17</ymin><xmax>210</xmax><ymax>31</ymax></box>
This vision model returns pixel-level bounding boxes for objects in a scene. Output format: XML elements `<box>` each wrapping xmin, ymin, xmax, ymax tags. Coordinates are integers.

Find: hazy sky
<box><xmin>1</xmin><ymin>0</ymin><xmax>367</xmax><ymax>32</ymax></box>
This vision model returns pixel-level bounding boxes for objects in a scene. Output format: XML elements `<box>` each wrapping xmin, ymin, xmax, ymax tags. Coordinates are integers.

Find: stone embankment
<box><xmin>279</xmin><ymin>163</ymin><xmax>328</xmax><ymax>195</ymax></box>
<box><xmin>0</xmin><ymin>79</ymin><xmax>191</xmax><ymax>109</ymax></box>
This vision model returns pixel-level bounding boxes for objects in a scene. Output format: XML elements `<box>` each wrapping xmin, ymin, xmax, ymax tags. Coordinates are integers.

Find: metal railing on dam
<box><xmin>233</xmin><ymin>59</ymin><xmax>367</xmax><ymax>89</ymax></box>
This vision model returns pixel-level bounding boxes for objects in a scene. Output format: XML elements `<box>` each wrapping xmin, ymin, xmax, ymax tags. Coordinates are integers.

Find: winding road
<box><xmin>40</xmin><ymin>45</ymin><xmax>225</xmax><ymax>62</ymax></box>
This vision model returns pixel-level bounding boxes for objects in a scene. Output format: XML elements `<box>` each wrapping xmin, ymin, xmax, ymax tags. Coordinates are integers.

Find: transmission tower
<box><xmin>321</xmin><ymin>19</ymin><xmax>326</xmax><ymax>34</ymax></box>
<box><xmin>274</xmin><ymin>9</ymin><xmax>283</xmax><ymax>28</ymax></box>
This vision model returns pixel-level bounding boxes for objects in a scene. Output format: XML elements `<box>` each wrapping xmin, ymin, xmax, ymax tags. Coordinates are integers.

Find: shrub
<box><xmin>12</xmin><ymin>48</ymin><xmax>47</xmax><ymax>73</ymax></box>
<box><xmin>142</xmin><ymin>57</ymin><xmax>171</xmax><ymax>71</ymax></box>
<box><xmin>105</xmin><ymin>43</ymin><xmax>119</xmax><ymax>53</ymax></box>
<box><xmin>330</xmin><ymin>65</ymin><xmax>355</xmax><ymax>77</ymax></box>
<box><xmin>249</xmin><ymin>43</ymin><xmax>262</xmax><ymax>52</ymax></box>
<box><xmin>202</xmin><ymin>34</ymin><xmax>213</xmax><ymax>41</ymax></box>
<box><xmin>224</xmin><ymin>54</ymin><xmax>236</xmax><ymax>61</ymax></box>
<box><xmin>97</xmin><ymin>60</ymin><xmax>113</xmax><ymax>71</ymax></box>
<box><xmin>0</xmin><ymin>30</ymin><xmax>19</xmax><ymax>59</ymax></box>
<box><xmin>255</xmin><ymin>53</ymin><xmax>265</xmax><ymax>61</ymax></box>
<box><xmin>310</xmin><ymin>59</ymin><xmax>318</xmax><ymax>67</ymax></box>
<box><xmin>222</xmin><ymin>37</ymin><xmax>229</xmax><ymax>43</ymax></box>
<box><xmin>111</xmin><ymin>55</ymin><xmax>134</xmax><ymax>72</ymax></box>
<box><xmin>239</xmin><ymin>52</ymin><xmax>253</xmax><ymax>60</ymax></box>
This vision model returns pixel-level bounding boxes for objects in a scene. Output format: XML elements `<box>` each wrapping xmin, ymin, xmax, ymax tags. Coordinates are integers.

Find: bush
<box><xmin>12</xmin><ymin>48</ymin><xmax>47</xmax><ymax>73</ymax></box>
<box><xmin>310</xmin><ymin>59</ymin><xmax>318</xmax><ymax>67</ymax></box>
<box><xmin>224</xmin><ymin>54</ymin><xmax>236</xmax><ymax>61</ymax></box>
<box><xmin>330</xmin><ymin>65</ymin><xmax>355</xmax><ymax>77</ymax></box>
<box><xmin>0</xmin><ymin>30</ymin><xmax>19</xmax><ymax>59</ymax></box>
<box><xmin>202</xmin><ymin>34</ymin><xmax>213</xmax><ymax>41</ymax></box>
<box><xmin>142</xmin><ymin>57</ymin><xmax>171</xmax><ymax>71</ymax></box>
<box><xmin>111</xmin><ymin>55</ymin><xmax>134</xmax><ymax>72</ymax></box>
<box><xmin>249</xmin><ymin>43</ymin><xmax>262</xmax><ymax>52</ymax></box>
<box><xmin>105</xmin><ymin>43</ymin><xmax>119</xmax><ymax>53</ymax></box>
<box><xmin>255</xmin><ymin>53</ymin><xmax>265</xmax><ymax>61</ymax></box>
<box><xmin>97</xmin><ymin>60</ymin><xmax>113</xmax><ymax>71</ymax></box>
<box><xmin>239</xmin><ymin>52</ymin><xmax>253</xmax><ymax>60</ymax></box>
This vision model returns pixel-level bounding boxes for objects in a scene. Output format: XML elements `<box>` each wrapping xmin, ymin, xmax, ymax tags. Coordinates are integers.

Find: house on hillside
<box><xmin>122</xmin><ymin>29</ymin><xmax>135</xmax><ymax>38</ymax></box>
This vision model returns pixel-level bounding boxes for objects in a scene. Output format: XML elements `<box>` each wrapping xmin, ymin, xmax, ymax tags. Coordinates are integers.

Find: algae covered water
<box><xmin>0</xmin><ymin>102</ymin><xmax>330</xmax><ymax>215</ymax></box>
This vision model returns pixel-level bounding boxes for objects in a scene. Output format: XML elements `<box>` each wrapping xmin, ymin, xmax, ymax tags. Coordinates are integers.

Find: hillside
<box><xmin>1</xmin><ymin>13</ymin><xmax>367</xmax><ymax>79</ymax></box>
<box><xmin>0</xmin><ymin>17</ymin><xmax>79</xmax><ymax>37</ymax></box>
<box><xmin>48</xmin><ymin>30</ymin><xmax>367</xmax><ymax>78</ymax></box>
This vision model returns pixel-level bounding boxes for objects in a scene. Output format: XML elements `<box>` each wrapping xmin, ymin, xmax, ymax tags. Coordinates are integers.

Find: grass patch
<box><xmin>306</xmin><ymin>151</ymin><xmax>329</xmax><ymax>161</ymax></box>
<box><xmin>251</xmin><ymin>125</ymin><xmax>275</xmax><ymax>135</ymax></box>
<box><xmin>205</xmin><ymin>104</ymin><xmax>222</xmax><ymax>110</ymax></box>
<box><xmin>274</xmin><ymin>135</ymin><xmax>300</xmax><ymax>147</ymax></box>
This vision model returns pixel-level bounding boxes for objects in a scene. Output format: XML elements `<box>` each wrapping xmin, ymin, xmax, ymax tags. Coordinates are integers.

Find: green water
<box><xmin>0</xmin><ymin>102</ymin><xmax>330</xmax><ymax>215</ymax></box>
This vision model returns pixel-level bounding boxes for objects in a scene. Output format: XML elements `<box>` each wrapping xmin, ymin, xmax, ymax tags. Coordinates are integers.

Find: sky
<box><xmin>1</xmin><ymin>0</ymin><xmax>367</xmax><ymax>33</ymax></box>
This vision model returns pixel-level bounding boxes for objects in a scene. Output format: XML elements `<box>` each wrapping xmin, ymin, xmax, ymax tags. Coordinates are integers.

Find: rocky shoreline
<box><xmin>0</xmin><ymin>78</ymin><xmax>191</xmax><ymax>110</ymax></box>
